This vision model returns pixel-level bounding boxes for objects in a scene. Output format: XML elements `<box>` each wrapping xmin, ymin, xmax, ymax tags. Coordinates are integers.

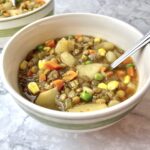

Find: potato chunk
<box><xmin>55</xmin><ymin>38</ymin><xmax>74</xmax><ymax>54</ymax></box>
<box><xmin>35</xmin><ymin>88</ymin><xmax>58</xmax><ymax>109</ymax></box>
<box><xmin>61</xmin><ymin>52</ymin><xmax>76</xmax><ymax>67</ymax></box>
<box><xmin>68</xmin><ymin>103</ymin><xmax>107</xmax><ymax>112</ymax></box>
<box><xmin>76</xmin><ymin>63</ymin><xmax>102</xmax><ymax>79</ymax></box>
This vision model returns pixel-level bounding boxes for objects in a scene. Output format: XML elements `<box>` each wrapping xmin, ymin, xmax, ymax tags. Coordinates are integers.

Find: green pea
<box><xmin>94</xmin><ymin>73</ymin><xmax>104</xmax><ymax>81</ymax></box>
<box><xmin>80</xmin><ymin>91</ymin><xmax>93</xmax><ymax>102</ymax></box>
<box><xmin>85</xmin><ymin>60</ymin><xmax>92</xmax><ymax>65</ymax></box>
<box><xmin>36</xmin><ymin>44</ymin><xmax>44</xmax><ymax>51</ymax></box>
<box><xmin>126</xmin><ymin>63</ymin><xmax>134</xmax><ymax>68</ymax></box>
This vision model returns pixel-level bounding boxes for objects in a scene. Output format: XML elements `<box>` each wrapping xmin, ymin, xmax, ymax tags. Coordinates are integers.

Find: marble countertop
<box><xmin>0</xmin><ymin>0</ymin><xmax>150</xmax><ymax>149</ymax></box>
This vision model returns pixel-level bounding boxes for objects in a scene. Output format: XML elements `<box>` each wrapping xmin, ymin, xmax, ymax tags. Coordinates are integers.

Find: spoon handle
<box><xmin>111</xmin><ymin>31</ymin><xmax>150</xmax><ymax>69</ymax></box>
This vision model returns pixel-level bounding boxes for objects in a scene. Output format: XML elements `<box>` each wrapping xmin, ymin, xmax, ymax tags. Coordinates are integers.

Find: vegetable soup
<box><xmin>18</xmin><ymin>35</ymin><xmax>138</xmax><ymax>112</ymax></box>
<box><xmin>0</xmin><ymin>0</ymin><xmax>45</xmax><ymax>18</ymax></box>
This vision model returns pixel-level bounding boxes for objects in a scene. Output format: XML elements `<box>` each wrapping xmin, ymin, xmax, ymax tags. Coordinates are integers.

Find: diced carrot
<box><xmin>116</xmin><ymin>70</ymin><xmax>126</xmax><ymax>77</ymax></box>
<box><xmin>45</xmin><ymin>40</ymin><xmax>55</xmax><ymax>48</ymax></box>
<box><xmin>39</xmin><ymin>74</ymin><xmax>46</xmax><ymax>81</ymax></box>
<box><xmin>63</xmin><ymin>70</ymin><xmax>78</xmax><ymax>82</ymax></box>
<box><xmin>52</xmin><ymin>79</ymin><xmax>64</xmax><ymax>90</ymax></box>
<box><xmin>75</xmin><ymin>35</ymin><xmax>83</xmax><ymax>42</ymax></box>
<box><xmin>100</xmin><ymin>66</ymin><xmax>107</xmax><ymax>72</ymax></box>
<box><xmin>88</xmin><ymin>50</ymin><xmax>96</xmax><ymax>54</ymax></box>
<box><xmin>122</xmin><ymin>57</ymin><xmax>133</xmax><ymax>64</ymax></box>
<box><xmin>44</xmin><ymin>69</ymin><xmax>50</xmax><ymax>75</ymax></box>
<box><xmin>106</xmin><ymin>71</ymin><xmax>113</xmax><ymax>77</ymax></box>
<box><xmin>44</xmin><ymin>60</ymin><xmax>62</xmax><ymax>70</ymax></box>
<box><xmin>127</xmin><ymin>67</ymin><xmax>134</xmax><ymax>77</ymax></box>
<box><xmin>27</xmin><ymin>70</ymin><xmax>33</xmax><ymax>77</ymax></box>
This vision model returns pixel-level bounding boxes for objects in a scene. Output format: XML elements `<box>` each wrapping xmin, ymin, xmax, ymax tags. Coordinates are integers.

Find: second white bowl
<box><xmin>0</xmin><ymin>0</ymin><xmax>54</xmax><ymax>47</ymax></box>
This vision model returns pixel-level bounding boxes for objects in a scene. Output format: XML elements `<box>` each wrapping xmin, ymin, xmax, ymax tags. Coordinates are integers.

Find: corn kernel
<box><xmin>43</xmin><ymin>47</ymin><xmax>51</xmax><ymax>52</ymax></box>
<box><xmin>107</xmin><ymin>81</ymin><xmax>119</xmax><ymax>91</ymax></box>
<box><xmin>94</xmin><ymin>37</ymin><xmax>101</xmax><ymax>43</ymax></box>
<box><xmin>98</xmin><ymin>83</ymin><xmax>107</xmax><ymax>90</ymax></box>
<box><xmin>27</xmin><ymin>82</ymin><xmax>40</xmax><ymax>94</ymax></box>
<box><xmin>123</xmin><ymin>75</ymin><xmax>131</xmax><ymax>84</ymax></box>
<box><xmin>81</xmin><ymin>55</ymin><xmax>88</xmax><ymax>61</ymax></box>
<box><xmin>98</xmin><ymin>48</ymin><xmax>106</xmax><ymax>56</ymax></box>
<box><xmin>38</xmin><ymin>60</ymin><xmax>46</xmax><ymax>69</ymax></box>
<box><xmin>20</xmin><ymin>60</ymin><xmax>28</xmax><ymax>70</ymax></box>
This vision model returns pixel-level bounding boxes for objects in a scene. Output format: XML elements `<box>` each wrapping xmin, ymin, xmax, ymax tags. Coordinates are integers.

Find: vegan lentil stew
<box><xmin>18</xmin><ymin>35</ymin><xmax>138</xmax><ymax>112</ymax></box>
<box><xmin>0</xmin><ymin>0</ymin><xmax>45</xmax><ymax>18</ymax></box>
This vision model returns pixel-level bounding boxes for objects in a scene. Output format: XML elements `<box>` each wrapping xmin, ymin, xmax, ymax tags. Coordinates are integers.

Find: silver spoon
<box><xmin>111</xmin><ymin>31</ymin><xmax>150</xmax><ymax>69</ymax></box>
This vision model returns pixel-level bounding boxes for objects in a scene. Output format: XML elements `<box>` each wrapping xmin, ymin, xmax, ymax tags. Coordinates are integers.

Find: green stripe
<box><xmin>0</xmin><ymin>26</ymin><xmax>24</xmax><ymax>37</ymax></box>
<box><xmin>0</xmin><ymin>11</ymin><xmax>53</xmax><ymax>37</ymax></box>
<box><xmin>27</xmin><ymin>106</ymin><xmax>135</xmax><ymax>130</ymax></box>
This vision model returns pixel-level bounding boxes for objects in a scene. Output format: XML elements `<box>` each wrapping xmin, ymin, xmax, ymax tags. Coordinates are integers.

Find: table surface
<box><xmin>0</xmin><ymin>0</ymin><xmax>150</xmax><ymax>150</ymax></box>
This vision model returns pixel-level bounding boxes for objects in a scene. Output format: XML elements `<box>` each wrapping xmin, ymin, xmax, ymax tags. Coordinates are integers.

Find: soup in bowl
<box><xmin>0</xmin><ymin>0</ymin><xmax>54</xmax><ymax>47</ymax></box>
<box><xmin>2</xmin><ymin>14</ymin><xmax>150</xmax><ymax>132</ymax></box>
<box><xmin>0</xmin><ymin>0</ymin><xmax>45</xmax><ymax>18</ymax></box>
<box><xmin>18</xmin><ymin>35</ymin><xmax>138</xmax><ymax>112</ymax></box>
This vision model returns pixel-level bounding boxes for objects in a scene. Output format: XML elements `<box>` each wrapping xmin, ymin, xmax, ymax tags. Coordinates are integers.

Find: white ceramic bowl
<box><xmin>0</xmin><ymin>0</ymin><xmax>54</xmax><ymax>47</ymax></box>
<box><xmin>2</xmin><ymin>13</ymin><xmax>150</xmax><ymax>132</ymax></box>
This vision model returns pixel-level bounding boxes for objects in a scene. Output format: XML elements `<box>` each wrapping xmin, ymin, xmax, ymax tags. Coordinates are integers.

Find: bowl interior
<box><xmin>2</xmin><ymin>14</ymin><xmax>150</xmax><ymax>110</ymax></box>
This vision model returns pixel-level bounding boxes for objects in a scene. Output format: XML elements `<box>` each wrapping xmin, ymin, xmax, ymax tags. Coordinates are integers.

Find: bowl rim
<box><xmin>0</xmin><ymin>0</ymin><xmax>53</xmax><ymax>22</ymax></box>
<box><xmin>1</xmin><ymin>13</ymin><xmax>149</xmax><ymax>120</ymax></box>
